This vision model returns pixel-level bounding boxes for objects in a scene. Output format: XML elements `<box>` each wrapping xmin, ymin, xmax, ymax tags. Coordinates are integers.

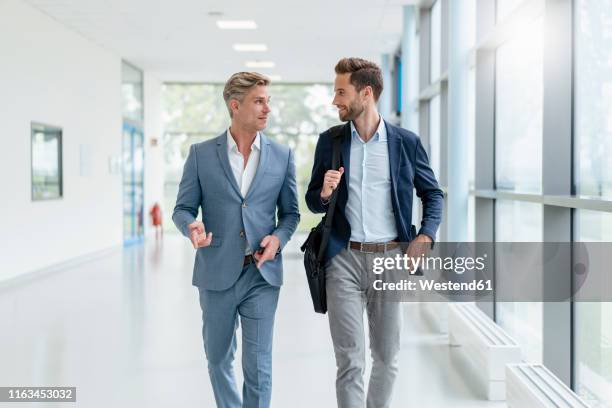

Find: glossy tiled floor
<box><xmin>0</xmin><ymin>234</ymin><xmax>505</xmax><ymax>407</ymax></box>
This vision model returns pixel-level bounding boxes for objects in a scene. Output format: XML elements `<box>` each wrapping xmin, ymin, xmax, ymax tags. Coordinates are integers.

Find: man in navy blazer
<box><xmin>306</xmin><ymin>58</ymin><xmax>443</xmax><ymax>408</ymax></box>
<box><xmin>173</xmin><ymin>72</ymin><xmax>300</xmax><ymax>408</ymax></box>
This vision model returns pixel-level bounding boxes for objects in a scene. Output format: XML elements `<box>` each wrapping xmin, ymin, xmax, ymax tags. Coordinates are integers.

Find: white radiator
<box><xmin>506</xmin><ymin>364</ymin><xmax>591</xmax><ymax>408</ymax></box>
<box><xmin>448</xmin><ymin>303</ymin><xmax>521</xmax><ymax>400</ymax></box>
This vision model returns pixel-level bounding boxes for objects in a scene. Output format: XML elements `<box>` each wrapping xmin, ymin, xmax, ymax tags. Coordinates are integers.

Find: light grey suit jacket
<box><xmin>173</xmin><ymin>131</ymin><xmax>300</xmax><ymax>290</ymax></box>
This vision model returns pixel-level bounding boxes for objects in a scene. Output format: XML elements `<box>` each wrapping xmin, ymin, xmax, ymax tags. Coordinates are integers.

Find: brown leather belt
<box><xmin>349</xmin><ymin>240</ymin><xmax>399</xmax><ymax>253</ymax></box>
<box><xmin>244</xmin><ymin>255</ymin><xmax>255</xmax><ymax>266</ymax></box>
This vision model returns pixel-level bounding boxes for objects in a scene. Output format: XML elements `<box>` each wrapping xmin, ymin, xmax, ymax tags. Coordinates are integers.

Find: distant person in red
<box><xmin>149</xmin><ymin>202</ymin><xmax>163</xmax><ymax>240</ymax></box>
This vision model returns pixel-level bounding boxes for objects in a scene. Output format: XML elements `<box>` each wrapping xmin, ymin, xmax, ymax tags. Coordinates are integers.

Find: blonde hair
<box><xmin>223</xmin><ymin>72</ymin><xmax>270</xmax><ymax>117</ymax></box>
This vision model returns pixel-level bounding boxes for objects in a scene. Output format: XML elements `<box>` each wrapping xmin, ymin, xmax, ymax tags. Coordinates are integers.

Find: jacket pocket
<box><xmin>206</xmin><ymin>236</ymin><xmax>222</xmax><ymax>248</ymax></box>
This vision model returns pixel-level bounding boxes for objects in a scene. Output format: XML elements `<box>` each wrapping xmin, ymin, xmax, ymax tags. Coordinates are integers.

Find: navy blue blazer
<box><xmin>305</xmin><ymin>120</ymin><xmax>444</xmax><ymax>261</ymax></box>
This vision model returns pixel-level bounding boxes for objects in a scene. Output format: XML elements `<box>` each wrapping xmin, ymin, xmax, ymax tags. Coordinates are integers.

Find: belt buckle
<box><xmin>360</xmin><ymin>242</ymin><xmax>374</xmax><ymax>254</ymax></box>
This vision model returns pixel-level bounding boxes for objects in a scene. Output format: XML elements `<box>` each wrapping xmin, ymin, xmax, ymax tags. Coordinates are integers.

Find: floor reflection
<box><xmin>0</xmin><ymin>234</ymin><xmax>506</xmax><ymax>407</ymax></box>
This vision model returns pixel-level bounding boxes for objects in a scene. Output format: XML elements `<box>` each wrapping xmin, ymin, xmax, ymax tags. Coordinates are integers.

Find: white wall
<box><xmin>0</xmin><ymin>0</ymin><xmax>123</xmax><ymax>282</ymax></box>
<box><xmin>143</xmin><ymin>73</ymin><xmax>165</xmax><ymax>237</ymax></box>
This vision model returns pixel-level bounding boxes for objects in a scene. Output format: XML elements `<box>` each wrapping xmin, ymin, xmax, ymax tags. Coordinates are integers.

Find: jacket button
<box><xmin>242</xmin><ymin>201</ymin><xmax>247</xmax><ymax>208</ymax></box>
<box><xmin>240</xmin><ymin>231</ymin><xmax>245</xmax><ymax>238</ymax></box>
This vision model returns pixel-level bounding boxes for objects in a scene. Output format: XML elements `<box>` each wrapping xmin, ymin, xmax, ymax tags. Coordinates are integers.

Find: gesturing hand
<box><xmin>320</xmin><ymin>167</ymin><xmax>344</xmax><ymax>200</ymax></box>
<box><xmin>253</xmin><ymin>235</ymin><xmax>280</xmax><ymax>269</ymax></box>
<box><xmin>188</xmin><ymin>220</ymin><xmax>213</xmax><ymax>249</ymax></box>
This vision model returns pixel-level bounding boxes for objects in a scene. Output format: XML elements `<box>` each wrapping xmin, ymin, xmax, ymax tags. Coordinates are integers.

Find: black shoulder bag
<box><xmin>300</xmin><ymin>126</ymin><xmax>343</xmax><ymax>314</ymax></box>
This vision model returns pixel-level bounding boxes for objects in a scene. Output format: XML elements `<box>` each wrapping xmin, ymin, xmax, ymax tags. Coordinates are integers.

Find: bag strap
<box><xmin>317</xmin><ymin>124</ymin><xmax>345</xmax><ymax>262</ymax></box>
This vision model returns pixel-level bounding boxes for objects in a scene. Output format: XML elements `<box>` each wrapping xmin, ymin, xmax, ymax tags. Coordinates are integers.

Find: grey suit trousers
<box><xmin>326</xmin><ymin>247</ymin><xmax>403</xmax><ymax>408</ymax></box>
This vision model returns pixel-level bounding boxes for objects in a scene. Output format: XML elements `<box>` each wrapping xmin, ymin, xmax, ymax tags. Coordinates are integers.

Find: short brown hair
<box><xmin>334</xmin><ymin>58</ymin><xmax>383</xmax><ymax>101</ymax></box>
<box><xmin>223</xmin><ymin>72</ymin><xmax>270</xmax><ymax>117</ymax></box>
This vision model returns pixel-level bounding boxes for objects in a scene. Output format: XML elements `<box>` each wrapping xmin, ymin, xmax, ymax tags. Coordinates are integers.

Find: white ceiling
<box><xmin>24</xmin><ymin>0</ymin><xmax>420</xmax><ymax>83</ymax></box>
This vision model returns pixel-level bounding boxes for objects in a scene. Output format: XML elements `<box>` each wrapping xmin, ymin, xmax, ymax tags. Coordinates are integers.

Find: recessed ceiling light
<box><xmin>217</xmin><ymin>20</ymin><xmax>257</xmax><ymax>29</ymax></box>
<box><xmin>233</xmin><ymin>43</ymin><xmax>268</xmax><ymax>52</ymax></box>
<box><xmin>246</xmin><ymin>61</ymin><xmax>275</xmax><ymax>68</ymax></box>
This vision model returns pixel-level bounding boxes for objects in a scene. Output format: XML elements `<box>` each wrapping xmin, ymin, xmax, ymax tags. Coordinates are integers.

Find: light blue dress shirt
<box><xmin>346</xmin><ymin>117</ymin><xmax>398</xmax><ymax>243</ymax></box>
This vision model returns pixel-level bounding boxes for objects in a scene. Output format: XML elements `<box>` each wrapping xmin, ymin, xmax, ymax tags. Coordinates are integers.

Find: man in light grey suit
<box><xmin>173</xmin><ymin>72</ymin><xmax>300</xmax><ymax>408</ymax></box>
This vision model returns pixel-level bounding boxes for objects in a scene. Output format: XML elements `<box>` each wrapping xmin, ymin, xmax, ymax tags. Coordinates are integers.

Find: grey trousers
<box><xmin>326</xmin><ymin>247</ymin><xmax>403</xmax><ymax>408</ymax></box>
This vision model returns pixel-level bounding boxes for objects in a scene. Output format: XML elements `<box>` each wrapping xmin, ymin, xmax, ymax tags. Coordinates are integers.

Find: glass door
<box><xmin>123</xmin><ymin>122</ymin><xmax>144</xmax><ymax>245</ymax></box>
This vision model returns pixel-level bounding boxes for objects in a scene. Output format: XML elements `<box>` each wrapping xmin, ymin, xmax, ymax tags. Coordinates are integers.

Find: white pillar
<box><xmin>401</xmin><ymin>5</ymin><xmax>418</xmax><ymax>131</ymax></box>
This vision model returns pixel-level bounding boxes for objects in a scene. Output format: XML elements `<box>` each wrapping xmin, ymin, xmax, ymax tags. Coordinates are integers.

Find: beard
<box><xmin>338</xmin><ymin>99</ymin><xmax>365</xmax><ymax>122</ymax></box>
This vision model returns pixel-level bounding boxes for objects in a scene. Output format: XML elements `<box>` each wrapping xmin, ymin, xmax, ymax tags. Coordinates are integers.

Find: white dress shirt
<box><xmin>345</xmin><ymin>117</ymin><xmax>398</xmax><ymax>243</ymax></box>
<box><xmin>227</xmin><ymin>128</ymin><xmax>260</xmax><ymax>197</ymax></box>
<box><xmin>227</xmin><ymin>128</ymin><xmax>261</xmax><ymax>254</ymax></box>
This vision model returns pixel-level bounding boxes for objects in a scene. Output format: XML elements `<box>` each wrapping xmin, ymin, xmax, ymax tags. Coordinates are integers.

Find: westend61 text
<box><xmin>372</xmin><ymin>279</ymin><xmax>493</xmax><ymax>292</ymax></box>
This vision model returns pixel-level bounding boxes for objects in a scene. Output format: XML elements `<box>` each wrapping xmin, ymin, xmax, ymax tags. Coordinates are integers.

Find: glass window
<box><xmin>495</xmin><ymin>200</ymin><xmax>543</xmax><ymax>363</ymax></box>
<box><xmin>122</xmin><ymin>125</ymin><xmax>145</xmax><ymax>242</ymax></box>
<box><xmin>574</xmin><ymin>301</ymin><xmax>612</xmax><ymax>406</ymax></box>
<box><xmin>574</xmin><ymin>3</ymin><xmax>612</xmax><ymax>402</ymax></box>
<box><xmin>408</xmin><ymin>31</ymin><xmax>420</xmax><ymax>131</ymax></box>
<box><xmin>495</xmin><ymin>16</ymin><xmax>543</xmax><ymax>193</ymax></box>
<box><xmin>122</xmin><ymin>61</ymin><xmax>144</xmax><ymax>123</ymax></box>
<box><xmin>31</xmin><ymin>123</ymin><xmax>62</xmax><ymax>201</ymax></box>
<box><xmin>430</xmin><ymin>0</ymin><xmax>441</xmax><ymax>83</ymax></box>
<box><xmin>576</xmin><ymin>210</ymin><xmax>612</xmax><ymax>243</ymax></box>
<box><xmin>575</xmin><ymin>0</ymin><xmax>612</xmax><ymax>199</ymax></box>
<box><xmin>163</xmin><ymin>84</ymin><xmax>227</xmax><ymax>134</ymax></box>
<box><xmin>575</xmin><ymin>210</ymin><xmax>612</xmax><ymax>407</ymax></box>
<box><xmin>495</xmin><ymin>200</ymin><xmax>543</xmax><ymax>241</ymax></box>
<box><xmin>429</xmin><ymin>94</ymin><xmax>441</xmax><ymax>180</ymax></box>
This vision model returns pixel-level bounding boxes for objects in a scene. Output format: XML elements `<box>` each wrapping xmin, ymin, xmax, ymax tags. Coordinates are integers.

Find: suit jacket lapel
<box><xmin>386</xmin><ymin>122</ymin><xmax>401</xmax><ymax>195</ymax></box>
<box><xmin>245</xmin><ymin>132</ymin><xmax>270</xmax><ymax>200</ymax></box>
<box><xmin>340</xmin><ymin>123</ymin><xmax>351</xmax><ymax>183</ymax></box>
<box><xmin>216</xmin><ymin>132</ymin><xmax>242</xmax><ymax>197</ymax></box>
